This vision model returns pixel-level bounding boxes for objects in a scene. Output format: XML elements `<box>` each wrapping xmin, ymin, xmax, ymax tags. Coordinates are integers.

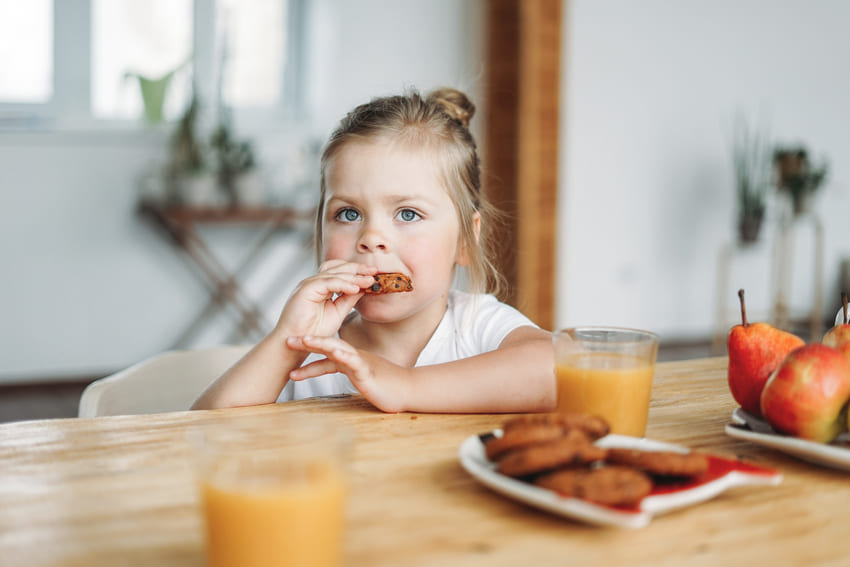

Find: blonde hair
<box><xmin>315</xmin><ymin>87</ymin><xmax>506</xmax><ymax>299</ymax></box>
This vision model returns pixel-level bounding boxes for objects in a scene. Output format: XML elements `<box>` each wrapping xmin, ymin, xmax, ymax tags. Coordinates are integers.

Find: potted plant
<box><xmin>773</xmin><ymin>146</ymin><xmax>828</xmax><ymax>216</ymax></box>
<box><xmin>231</xmin><ymin>141</ymin><xmax>266</xmax><ymax>207</ymax></box>
<box><xmin>123</xmin><ymin>58</ymin><xmax>189</xmax><ymax>124</ymax></box>
<box><xmin>732</xmin><ymin>119</ymin><xmax>772</xmax><ymax>244</ymax></box>
<box><xmin>166</xmin><ymin>92</ymin><xmax>219</xmax><ymax>206</ymax></box>
<box><xmin>210</xmin><ymin>112</ymin><xmax>265</xmax><ymax>207</ymax></box>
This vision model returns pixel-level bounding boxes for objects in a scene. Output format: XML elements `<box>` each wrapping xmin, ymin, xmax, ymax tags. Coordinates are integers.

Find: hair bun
<box><xmin>428</xmin><ymin>87</ymin><xmax>475</xmax><ymax>129</ymax></box>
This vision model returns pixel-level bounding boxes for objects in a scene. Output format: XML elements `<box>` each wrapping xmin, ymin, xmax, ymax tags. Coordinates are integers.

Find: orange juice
<box><xmin>555</xmin><ymin>352</ymin><xmax>654</xmax><ymax>436</ymax></box>
<box><xmin>201</xmin><ymin>461</ymin><xmax>347</xmax><ymax>567</ymax></box>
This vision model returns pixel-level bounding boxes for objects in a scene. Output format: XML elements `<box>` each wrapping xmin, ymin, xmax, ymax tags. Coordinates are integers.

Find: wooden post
<box><xmin>485</xmin><ymin>0</ymin><xmax>562</xmax><ymax>330</ymax></box>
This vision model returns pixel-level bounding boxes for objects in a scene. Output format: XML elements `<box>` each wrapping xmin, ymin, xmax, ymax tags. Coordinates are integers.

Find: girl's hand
<box><xmin>286</xmin><ymin>335</ymin><xmax>409</xmax><ymax>413</ymax></box>
<box><xmin>276</xmin><ymin>260</ymin><xmax>377</xmax><ymax>339</ymax></box>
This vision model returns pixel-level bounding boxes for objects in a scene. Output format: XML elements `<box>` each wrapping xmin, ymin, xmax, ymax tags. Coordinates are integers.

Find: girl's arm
<box><xmin>401</xmin><ymin>326</ymin><xmax>556</xmax><ymax>413</ymax></box>
<box><xmin>286</xmin><ymin>326</ymin><xmax>556</xmax><ymax>413</ymax></box>
<box><xmin>191</xmin><ymin>261</ymin><xmax>377</xmax><ymax>410</ymax></box>
<box><xmin>191</xmin><ymin>328</ymin><xmax>306</xmax><ymax>409</ymax></box>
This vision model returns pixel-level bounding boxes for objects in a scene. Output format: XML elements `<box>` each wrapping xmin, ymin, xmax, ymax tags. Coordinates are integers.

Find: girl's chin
<box><xmin>354</xmin><ymin>297</ymin><xmax>410</xmax><ymax>321</ymax></box>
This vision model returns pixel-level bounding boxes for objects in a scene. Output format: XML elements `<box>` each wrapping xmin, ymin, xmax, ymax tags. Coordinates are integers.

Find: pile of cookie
<box><xmin>483</xmin><ymin>412</ymin><xmax>709</xmax><ymax>507</ymax></box>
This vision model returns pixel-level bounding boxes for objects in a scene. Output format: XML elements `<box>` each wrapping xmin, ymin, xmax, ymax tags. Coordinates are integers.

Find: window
<box><xmin>0</xmin><ymin>0</ymin><xmax>53</xmax><ymax>103</ymax></box>
<box><xmin>91</xmin><ymin>0</ymin><xmax>193</xmax><ymax>122</ymax></box>
<box><xmin>218</xmin><ymin>0</ymin><xmax>287</xmax><ymax>109</ymax></box>
<box><xmin>0</xmin><ymin>0</ymin><xmax>304</xmax><ymax>129</ymax></box>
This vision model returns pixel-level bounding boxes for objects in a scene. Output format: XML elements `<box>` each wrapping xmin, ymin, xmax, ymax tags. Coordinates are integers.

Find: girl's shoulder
<box><xmin>447</xmin><ymin>289</ymin><xmax>496</xmax><ymax>307</ymax></box>
<box><xmin>427</xmin><ymin>290</ymin><xmax>537</xmax><ymax>358</ymax></box>
<box><xmin>449</xmin><ymin>289</ymin><xmax>516</xmax><ymax>312</ymax></box>
<box><xmin>447</xmin><ymin>290</ymin><xmax>536</xmax><ymax>329</ymax></box>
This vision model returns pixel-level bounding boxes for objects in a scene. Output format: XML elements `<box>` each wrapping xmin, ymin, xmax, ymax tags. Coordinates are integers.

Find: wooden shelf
<box><xmin>137</xmin><ymin>201</ymin><xmax>315</xmax><ymax>346</ymax></box>
<box><xmin>138</xmin><ymin>201</ymin><xmax>314</xmax><ymax>225</ymax></box>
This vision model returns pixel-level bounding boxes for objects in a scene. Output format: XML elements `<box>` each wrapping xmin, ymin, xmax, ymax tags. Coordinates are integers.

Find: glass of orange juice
<box><xmin>553</xmin><ymin>326</ymin><xmax>659</xmax><ymax>437</ymax></box>
<box><xmin>192</xmin><ymin>413</ymin><xmax>352</xmax><ymax>567</ymax></box>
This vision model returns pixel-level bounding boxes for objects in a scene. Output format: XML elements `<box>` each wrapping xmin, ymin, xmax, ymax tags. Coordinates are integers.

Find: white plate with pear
<box><xmin>726</xmin><ymin>408</ymin><xmax>850</xmax><ymax>472</ymax></box>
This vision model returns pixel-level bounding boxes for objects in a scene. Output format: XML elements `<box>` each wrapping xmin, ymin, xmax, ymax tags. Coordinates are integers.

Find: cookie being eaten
<box><xmin>363</xmin><ymin>273</ymin><xmax>414</xmax><ymax>294</ymax></box>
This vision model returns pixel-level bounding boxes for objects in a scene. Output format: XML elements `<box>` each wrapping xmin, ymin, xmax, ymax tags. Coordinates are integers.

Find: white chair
<box><xmin>78</xmin><ymin>344</ymin><xmax>252</xmax><ymax>418</ymax></box>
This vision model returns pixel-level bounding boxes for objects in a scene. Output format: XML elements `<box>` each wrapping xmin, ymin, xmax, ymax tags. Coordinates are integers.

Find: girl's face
<box><xmin>322</xmin><ymin>140</ymin><xmax>464</xmax><ymax>323</ymax></box>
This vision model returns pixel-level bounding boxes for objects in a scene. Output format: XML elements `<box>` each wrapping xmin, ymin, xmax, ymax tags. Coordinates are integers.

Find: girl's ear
<box><xmin>457</xmin><ymin>212</ymin><xmax>481</xmax><ymax>266</ymax></box>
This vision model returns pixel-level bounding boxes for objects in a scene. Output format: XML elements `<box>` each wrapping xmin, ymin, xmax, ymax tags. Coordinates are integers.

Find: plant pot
<box><xmin>138</xmin><ymin>75</ymin><xmax>172</xmax><ymax>124</ymax></box>
<box><xmin>234</xmin><ymin>170</ymin><xmax>267</xmax><ymax>207</ymax></box>
<box><xmin>738</xmin><ymin>216</ymin><xmax>763</xmax><ymax>244</ymax></box>
<box><xmin>181</xmin><ymin>172</ymin><xmax>222</xmax><ymax>207</ymax></box>
<box><xmin>791</xmin><ymin>191</ymin><xmax>814</xmax><ymax>216</ymax></box>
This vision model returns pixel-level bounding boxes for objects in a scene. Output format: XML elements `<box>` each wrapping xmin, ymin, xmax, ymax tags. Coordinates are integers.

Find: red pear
<box><xmin>727</xmin><ymin>289</ymin><xmax>805</xmax><ymax>416</ymax></box>
<box><xmin>761</xmin><ymin>343</ymin><xmax>850</xmax><ymax>442</ymax></box>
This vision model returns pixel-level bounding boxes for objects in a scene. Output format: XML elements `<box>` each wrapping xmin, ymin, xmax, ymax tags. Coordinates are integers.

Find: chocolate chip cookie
<box><xmin>363</xmin><ymin>273</ymin><xmax>413</xmax><ymax>294</ymax></box>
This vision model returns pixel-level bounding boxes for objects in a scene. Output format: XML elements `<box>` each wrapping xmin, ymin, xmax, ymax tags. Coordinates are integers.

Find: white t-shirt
<box><xmin>276</xmin><ymin>290</ymin><xmax>538</xmax><ymax>402</ymax></box>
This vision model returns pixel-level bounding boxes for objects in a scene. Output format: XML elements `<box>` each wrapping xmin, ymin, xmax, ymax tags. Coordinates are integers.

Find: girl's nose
<box><xmin>357</xmin><ymin>225</ymin><xmax>388</xmax><ymax>252</ymax></box>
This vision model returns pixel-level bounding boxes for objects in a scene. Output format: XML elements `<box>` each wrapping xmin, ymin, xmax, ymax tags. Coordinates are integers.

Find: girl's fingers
<box><xmin>328</xmin><ymin>348</ymin><xmax>362</xmax><ymax>376</ymax></box>
<box><xmin>317</xmin><ymin>259</ymin><xmax>348</xmax><ymax>272</ymax></box>
<box><xmin>331</xmin><ymin>292</ymin><xmax>363</xmax><ymax>314</ymax></box>
<box><xmin>290</xmin><ymin>357</ymin><xmax>339</xmax><ymax>380</ymax></box>
<box><xmin>299</xmin><ymin>263</ymin><xmax>378</xmax><ymax>299</ymax></box>
<box><xmin>287</xmin><ymin>336</ymin><xmax>360</xmax><ymax>380</ymax></box>
<box><xmin>299</xmin><ymin>275</ymin><xmax>368</xmax><ymax>300</ymax></box>
<box><xmin>318</xmin><ymin>260</ymin><xmax>378</xmax><ymax>277</ymax></box>
<box><xmin>285</xmin><ymin>336</ymin><xmax>310</xmax><ymax>352</ymax></box>
<box><xmin>286</xmin><ymin>335</ymin><xmax>351</xmax><ymax>356</ymax></box>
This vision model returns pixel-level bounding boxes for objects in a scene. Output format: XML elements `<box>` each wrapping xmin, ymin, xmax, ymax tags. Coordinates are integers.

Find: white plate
<box><xmin>725</xmin><ymin>407</ymin><xmax>850</xmax><ymax>472</ymax></box>
<box><xmin>459</xmin><ymin>432</ymin><xmax>781</xmax><ymax>529</ymax></box>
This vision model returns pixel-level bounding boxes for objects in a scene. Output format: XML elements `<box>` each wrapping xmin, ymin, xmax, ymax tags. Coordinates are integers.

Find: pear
<box><xmin>761</xmin><ymin>343</ymin><xmax>850</xmax><ymax>443</ymax></box>
<box><xmin>727</xmin><ymin>289</ymin><xmax>805</xmax><ymax>416</ymax></box>
<box><xmin>823</xmin><ymin>293</ymin><xmax>850</xmax><ymax>357</ymax></box>
<box><xmin>820</xmin><ymin>293</ymin><xmax>850</xmax><ymax>433</ymax></box>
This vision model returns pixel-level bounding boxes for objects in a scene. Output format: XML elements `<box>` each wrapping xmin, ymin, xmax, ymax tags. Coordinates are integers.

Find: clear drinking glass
<box><xmin>553</xmin><ymin>326</ymin><xmax>659</xmax><ymax>436</ymax></box>
<box><xmin>192</xmin><ymin>412</ymin><xmax>353</xmax><ymax>567</ymax></box>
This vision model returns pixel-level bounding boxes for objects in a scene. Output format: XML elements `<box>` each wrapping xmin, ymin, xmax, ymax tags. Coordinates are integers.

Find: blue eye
<box><xmin>397</xmin><ymin>209</ymin><xmax>421</xmax><ymax>222</ymax></box>
<box><xmin>336</xmin><ymin>208</ymin><xmax>361</xmax><ymax>222</ymax></box>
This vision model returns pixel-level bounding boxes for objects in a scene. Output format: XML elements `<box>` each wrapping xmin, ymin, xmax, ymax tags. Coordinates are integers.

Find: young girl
<box><xmin>193</xmin><ymin>88</ymin><xmax>555</xmax><ymax>413</ymax></box>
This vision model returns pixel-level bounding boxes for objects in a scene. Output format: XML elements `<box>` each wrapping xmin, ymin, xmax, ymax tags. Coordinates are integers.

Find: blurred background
<box><xmin>1</xmin><ymin>0</ymin><xmax>848</xmax><ymax>419</ymax></box>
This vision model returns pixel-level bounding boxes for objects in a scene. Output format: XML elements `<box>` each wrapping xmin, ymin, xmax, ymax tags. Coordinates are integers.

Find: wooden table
<box><xmin>2</xmin><ymin>357</ymin><xmax>849</xmax><ymax>566</ymax></box>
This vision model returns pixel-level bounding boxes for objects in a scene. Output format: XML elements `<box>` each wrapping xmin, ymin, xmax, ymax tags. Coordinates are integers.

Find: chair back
<box><xmin>78</xmin><ymin>345</ymin><xmax>251</xmax><ymax>418</ymax></box>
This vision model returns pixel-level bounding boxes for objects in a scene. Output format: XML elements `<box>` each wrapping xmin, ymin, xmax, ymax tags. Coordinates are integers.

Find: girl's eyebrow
<box><xmin>327</xmin><ymin>193</ymin><xmax>433</xmax><ymax>206</ymax></box>
<box><xmin>324</xmin><ymin>194</ymin><xmax>360</xmax><ymax>209</ymax></box>
<box><xmin>325</xmin><ymin>195</ymin><xmax>353</xmax><ymax>205</ymax></box>
<box><xmin>385</xmin><ymin>194</ymin><xmax>431</xmax><ymax>206</ymax></box>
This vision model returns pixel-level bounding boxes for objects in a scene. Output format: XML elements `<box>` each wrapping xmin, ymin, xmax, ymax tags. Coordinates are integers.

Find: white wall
<box><xmin>311</xmin><ymin>0</ymin><xmax>485</xmax><ymax>136</ymax></box>
<box><xmin>3</xmin><ymin>0</ymin><xmax>847</xmax><ymax>383</ymax></box>
<box><xmin>0</xmin><ymin>130</ymin><xmax>317</xmax><ymax>381</ymax></box>
<box><xmin>558</xmin><ymin>0</ymin><xmax>850</xmax><ymax>340</ymax></box>
<box><xmin>0</xmin><ymin>0</ymin><xmax>485</xmax><ymax>383</ymax></box>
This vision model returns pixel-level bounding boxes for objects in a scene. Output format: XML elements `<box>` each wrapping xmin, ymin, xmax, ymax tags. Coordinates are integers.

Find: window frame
<box><xmin>0</xmin><ymin>0</ymin><xmax>307</xmax><ymax>132</ymax></box>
